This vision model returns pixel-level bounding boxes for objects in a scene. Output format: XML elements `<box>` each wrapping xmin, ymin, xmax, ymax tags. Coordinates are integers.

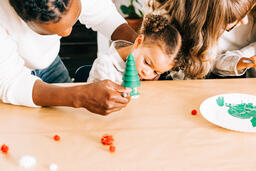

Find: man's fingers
<box><xmin>88</xmin><ymin>102</ymin><xmax>125</xmax><ymax>115</ymax></box>
<box><xmin>104</xmin><ymin>80</ymin><xmax>132</xmax><ymax>93</ymax></box>
<box><xmin>111</xmin><ymin>82</ymin><xmax>132</xmax><ymax>93</ymax></box>
<box><xmin>110</xmin><ymin>92</ymin><xmax>131</xmax><ymax>104</ymax></box>
<box><xmin>122</xmin><ymin>92</ymin><xmax>128</xmax><ymax>98</ymax></box>
<box><xmin>105</xmin><ymin>107</ymin><xmax>124</xmax><ymax>115</ymax></box>
<box><xmin>116</xmin><ymin>85</ymin><xmax>132</xmax><ymax>94</ymax></box>
<box><xmin>102</xmin><ymin>101</ymin><xmax>129</xmax><ymax>114</ymax></box>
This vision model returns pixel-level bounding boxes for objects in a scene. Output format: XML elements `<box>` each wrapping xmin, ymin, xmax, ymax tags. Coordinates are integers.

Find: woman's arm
<box><xmin>213</xmin><ymin>42</ymin><xmax>256</xmax><ymax>76</ymax></box>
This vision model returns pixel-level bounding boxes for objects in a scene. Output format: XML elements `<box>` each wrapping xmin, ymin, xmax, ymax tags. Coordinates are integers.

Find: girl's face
<box><xmin>132</xmin><ymin>35</ymin><xmax>174</xmax><ymax>80</ymax></box>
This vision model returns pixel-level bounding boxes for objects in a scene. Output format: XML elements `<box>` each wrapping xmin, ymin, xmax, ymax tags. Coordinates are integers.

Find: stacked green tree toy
<box><xmin>122</xmin><ymin>54</ymin><xmax>141</xmax><ymax>98</ymax></box>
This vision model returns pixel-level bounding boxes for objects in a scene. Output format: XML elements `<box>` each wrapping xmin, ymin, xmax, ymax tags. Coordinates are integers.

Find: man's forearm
<box><xmin>111</xmin><ymin>23</ymin><xmax>138</xmax><ymax>43</ymax></box>
<box><xmin>32</xmin><ymin>79</ymin><xmax>131</xmax><ymax>115</ymax></box>
<box><xmin>32</xmin><ymin>80</ymin><xmax>76</xmax><ymax>107</ymax></box>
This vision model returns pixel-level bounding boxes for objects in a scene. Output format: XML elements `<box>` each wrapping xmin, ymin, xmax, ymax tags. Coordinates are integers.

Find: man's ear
<box><xmin>133</xmin><ymin>34</ymin><xmax>145</xmax><ymax>48</ymax></box>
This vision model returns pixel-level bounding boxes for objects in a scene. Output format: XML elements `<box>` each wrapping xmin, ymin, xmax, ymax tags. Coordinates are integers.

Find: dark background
<box><xmin>59</xmin><ymin>21</ymin><xmax>98</xmax><ymax>78</ymax></box>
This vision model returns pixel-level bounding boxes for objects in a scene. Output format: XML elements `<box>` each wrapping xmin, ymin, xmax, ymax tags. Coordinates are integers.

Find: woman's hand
<box><xmin>237</xmin><ymin>56</ymin><xmax>256</xmax><ymax>71</ymax></box>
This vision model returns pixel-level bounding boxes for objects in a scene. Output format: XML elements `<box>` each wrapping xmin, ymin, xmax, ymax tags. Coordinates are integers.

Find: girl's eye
<box><xmin>145</xmin><ymin>59</ymin><xmax>149</xmax><ymax>65</ymax></box>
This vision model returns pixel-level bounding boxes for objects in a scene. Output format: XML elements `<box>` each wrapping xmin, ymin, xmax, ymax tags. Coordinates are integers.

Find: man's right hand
<box><xmin>72</xmin><ymin>80</ymin><xmax>131</xmax><ymax>115</ymax></box>
<box><xmin>33</xmin><ymin>79</ymin><xmax>131</xmax><ymax>115</ymax></box>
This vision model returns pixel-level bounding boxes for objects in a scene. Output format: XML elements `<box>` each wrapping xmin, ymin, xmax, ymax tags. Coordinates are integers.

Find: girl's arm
<box><xmin>87</xmin><ymin>56</ymin><xmax>120</xmax><ymax>84</ymax></box>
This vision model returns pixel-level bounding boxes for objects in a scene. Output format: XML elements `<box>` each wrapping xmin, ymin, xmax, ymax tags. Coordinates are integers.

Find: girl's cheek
<box><xmin>131</xmin><ymin>49</ymin><xmax>145</xmax><ymax>71</ymax></box>
<box><xmin>135</xmin><ymin>60</ymin><xmax>143</xmax><ymax>71</ymax></box>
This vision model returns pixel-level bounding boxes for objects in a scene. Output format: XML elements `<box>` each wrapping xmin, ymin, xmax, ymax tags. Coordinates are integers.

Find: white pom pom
<box><xmin>19</xmin><ymin>155</ymin><xmax>36</xmax><ymax>168</ymax></box>
<box><xmin>49</xmin><ymin>163</ymin><xmax>58</xmax><ymax>171</ymax></box>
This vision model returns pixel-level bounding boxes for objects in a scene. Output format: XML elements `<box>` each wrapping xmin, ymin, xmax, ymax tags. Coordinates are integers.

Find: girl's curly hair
<box><xmin>140</xmin><ymin>14</ymin><xmax>182</xmax><ymax>63</ymax></box>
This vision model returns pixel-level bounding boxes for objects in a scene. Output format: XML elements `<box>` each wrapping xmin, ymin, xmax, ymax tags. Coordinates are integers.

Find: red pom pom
<box><xmin>101</xmin><ymin>135</ymin><xmax>114</xmax><ymax>145</ymax></box>
<box><xmin>1</xmin><ymin>144</ymin><xmax>9</xmax><ymax>153</ymax></box>
<box><xmin>53</xmin><ymin>135</ymin><xmax>60</xmax><ymax>141</ymax></box>
<box><xmin>191</xmin><ymin>109</ymin><xmax>197</xmax><ymax>115</ymax></box>
<box><xmin>109</xmin><ymin>145</ymin><xmax>116</xmax><ymax>153</ymax></box>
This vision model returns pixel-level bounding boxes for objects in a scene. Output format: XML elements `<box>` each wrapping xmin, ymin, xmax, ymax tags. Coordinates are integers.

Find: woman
<box><xmin>146</xmin><ymin>0</ymin><xmax>256</xmax><ymax>79</ymax></box>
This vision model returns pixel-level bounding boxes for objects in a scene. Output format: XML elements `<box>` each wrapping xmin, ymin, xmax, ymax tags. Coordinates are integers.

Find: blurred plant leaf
<box><xmin>119</xmin><ymin>0</ymin><xmax>143</xmax><ymax>19</ymax></box>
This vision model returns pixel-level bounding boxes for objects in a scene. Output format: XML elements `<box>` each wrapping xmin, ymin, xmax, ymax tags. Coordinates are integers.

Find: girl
<box><xmin>146</xmin><ymin>0</ymin><xmax>256</xmax><ymax>79</ymax></box>
<box><xmin>87</xmin><ymin>15</ymin><xmax>181</xmax><ymax>84</ymax></box>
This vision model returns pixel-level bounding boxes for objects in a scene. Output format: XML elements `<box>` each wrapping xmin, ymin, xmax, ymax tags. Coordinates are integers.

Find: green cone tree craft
<box><xmin>122</xmin><ymin>54</ymin><xmax>141</xmax><ymax>97</ymax></box>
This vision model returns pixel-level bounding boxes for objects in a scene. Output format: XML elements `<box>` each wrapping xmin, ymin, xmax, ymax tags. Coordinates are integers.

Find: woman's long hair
<box><xmin>148</xmin><ymin>0</ymin><xmax>256</xmax><ymax>79</ymax></box>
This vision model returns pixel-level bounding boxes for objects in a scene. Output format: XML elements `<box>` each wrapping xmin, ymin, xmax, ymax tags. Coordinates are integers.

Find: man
<box><xmin>0</xmin><ymin>0</ymin><xmax>138</xmax><ymax>115</ymax></box>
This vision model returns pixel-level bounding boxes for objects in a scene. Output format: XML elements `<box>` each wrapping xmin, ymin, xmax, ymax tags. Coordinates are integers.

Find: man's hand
<box><xmin>33</xmin><ymin>80</ymin><xmax>131</xmax><ymax>115</ymax></box>
<box><xmin>237</xmin><ymin>56</ymin><xmax>256</xmax><ymax>71</ymax></box>
<box><xmin>72</xmin><ymin>80</ymin><xmax>131</xmax><ymax>115</ymax></box>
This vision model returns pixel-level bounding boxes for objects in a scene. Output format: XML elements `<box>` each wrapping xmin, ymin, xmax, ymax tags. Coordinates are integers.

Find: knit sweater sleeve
<box><xmin>213</xmin><ymin>42</ymin><xmax>256</xmax><ymax>76</ymax></box>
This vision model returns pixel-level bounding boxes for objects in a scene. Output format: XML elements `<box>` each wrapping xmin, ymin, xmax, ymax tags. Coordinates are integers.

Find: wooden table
<box><xmin>0</xmin><ymin>79</ymin><xmax>256</xmax><ymax>171</ymax></box>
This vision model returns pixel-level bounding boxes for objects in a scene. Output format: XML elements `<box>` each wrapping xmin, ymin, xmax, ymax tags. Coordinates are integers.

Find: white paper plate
<box><xmin>200</xmin><ymin>93</ymin><xmax>256</xmax><ymax>132</ymax></box>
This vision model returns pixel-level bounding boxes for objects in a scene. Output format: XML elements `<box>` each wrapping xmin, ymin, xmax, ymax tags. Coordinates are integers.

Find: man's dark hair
<box><xmin>9</xmin><ymin>0</ymin><xmax>70</xmax><ymax>23</ymax></box>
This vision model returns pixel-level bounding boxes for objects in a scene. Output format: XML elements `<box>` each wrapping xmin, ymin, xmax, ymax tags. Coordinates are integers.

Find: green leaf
<box><xmin>128</xmin><ymin>5</ymin><xmax>136</xmax><ymax>13</ymax></box>
<box><xmin>120</xmin><ymin>2</ymin><xmax>144</xmax><ymax>19</ymax></box>
<box><xmin>139</xmin><ymin>10</ymin><xmax>144</xmax><ymax>17</ymax></box>
<box><xmin>120</xmin><ymin>5</ymin><xmax>131</xmax><ymax>15</ymax></box>
<box><xmin>134</xmin><ymin>0</ymin><xmax>142</xmax><ymax>6</ymax></box>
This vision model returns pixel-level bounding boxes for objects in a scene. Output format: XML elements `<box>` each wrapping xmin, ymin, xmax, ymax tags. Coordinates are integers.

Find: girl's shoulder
<box><xmin>92</xmin><ymin>54</ymin><xmax>114</xmax><ymax>69</ymax></box>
